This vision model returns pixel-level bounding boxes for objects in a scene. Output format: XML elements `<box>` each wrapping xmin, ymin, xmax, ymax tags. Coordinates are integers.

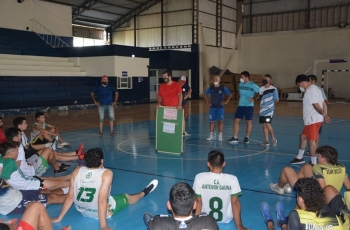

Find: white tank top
<box><xmin>74</xmin><ymin>167</ymin><xmax>116</xmax><ymax>219</ymax></box>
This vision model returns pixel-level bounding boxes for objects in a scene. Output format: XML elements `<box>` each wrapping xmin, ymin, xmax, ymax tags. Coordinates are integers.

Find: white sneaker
<box><xmin>272</xmin><ymin>138</ymin><xmax>277</xmax><ymax>146</ymax></box>
<box><xmin>183</xmin><ymin>131</ymin><xmax>191</xmax><ymax>136</ymax></box>
<box><xmin>57</xmin><ymin>144</ymin><xmax>64</xmax><ymax>149</ymax></box>
<box><xmin>269</xmin><ymin>183</ymin><xmax>284</xmax><ymax>194</ymax></box>
<box><xmin>284</xmin><ymin>183</ymin><xmax>292</xmax><ymax>193</ymax></box>
<box><xmin>144</xmin><ymin>179</ymin><xmax>158</xmax><ymax>195</ymax></box>
<box><xmin>261</xmin><ymin>141</ymin><xmax>270</xmax><ymax>146</ymax></box>
<box><xmin>206</xmin><ymin>135</ymin><xmax>214</xmax><ymax>141</ymax></box>
<box><xmin>218</xmin><ymin>134</ymin><xmax>223</xmax><ymax>141</ymax></box>
<box><xmin>61</xmin><ymin>142</ymin><xmax>70</xmax><ymax>146</ymax></box>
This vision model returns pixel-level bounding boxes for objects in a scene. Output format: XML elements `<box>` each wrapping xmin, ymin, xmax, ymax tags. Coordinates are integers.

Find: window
<box><xmin>117</xmin><ymin>77</ymin><xmax>132</xmax><ymax>89</ymax></box>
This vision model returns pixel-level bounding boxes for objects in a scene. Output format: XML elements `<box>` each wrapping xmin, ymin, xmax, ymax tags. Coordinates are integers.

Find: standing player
<box><xmin>204</xmin><ymin>75</ymin><xmax>232</xmax><ymax>141</ymax></box>
<box><xmin>227</xmin><ymin>71</ymin><xmax>260</xmax><ymax>144</ymax></box>
<box><xmin>259</xmin><ymin>74</ymin><xmax>279</xmax><ymax>146</ymax></box>
<box><xmin>52</xmin><ymin>147</ymin><xmax>158</xmax><ymax>230</ymax></box>
<box><xmin>156</xmin><ymin>70</ymin><xmax>182</xmax><ymax>110</ymax></box>
<box><xmin>179</xmin><ymin>76</ymin><xmax>192</xmax><ymax>136</ymax></box>
<box><xmin>91</xmin><ymin>75</ymin><xmax>119</xmax><ymax>136</ymax></box>
<box><xmin>193</xmin><ymin>150</ymin><xmax>249</xmax><ymax>230</ymax></box>
<box><xmin>290</xmin><ymin>74</ymin><xmax>330</xmax><ymax>165</ymax></box>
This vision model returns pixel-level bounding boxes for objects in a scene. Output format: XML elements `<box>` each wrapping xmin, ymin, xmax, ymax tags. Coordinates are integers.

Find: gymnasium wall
<box><xmin>240</xmin><ymin>27</ymin><xmax>350</xmax><ymax>89</ymax></box>
<box><xmin>0</xmin><ymin>0</ymin><xmax>72</xmax><ymax>37</ymax></box>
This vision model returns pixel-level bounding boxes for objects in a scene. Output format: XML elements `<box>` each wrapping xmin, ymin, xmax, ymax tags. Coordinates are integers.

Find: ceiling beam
<box><xmin>110</xmin><ymin>0</ymin><xmax>162</xmax><ymax>31</ymax></box>
<box><xmin>72</xmin><ymin>0</ymin><xmax>102</xmax><ymax>21</ymax></box>
<box><xmin>99</xmin><ymin>1</ymin><xmax>133</xmax><ymax>10</ymax></box>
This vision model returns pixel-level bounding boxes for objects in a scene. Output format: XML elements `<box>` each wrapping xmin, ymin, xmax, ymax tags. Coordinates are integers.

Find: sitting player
<box><xmin>143</xmin><ymin>182</ymin><xmax>218</xmax><ymax>230</ymax></box>
<box><xmin>31</xmin><ymin>112</ymin><xmax>70</xmax><ymax>149</ymax></box>
<box><xmin>193</xmin><ymin>150</ymin><xmax>249</xmax><ymax>230</ymax></box>
<box><xmin>269</xmin><ymin>145</ymin><xmax>350</xmax><ymax>195</ymax></box>
<box><xmin>0</xmin><ymin>141</ymin><xmax>70</xmax><ymax>191</ymax></box>
<box><xmin>0</xmin><ymin>202</ymin><xmax>70</xmax><ymax>230</ymax></box>
<box><xmin>51</xmin><ymin>147</ymin><xmax>158</xmax><ymax>230</ymax></box>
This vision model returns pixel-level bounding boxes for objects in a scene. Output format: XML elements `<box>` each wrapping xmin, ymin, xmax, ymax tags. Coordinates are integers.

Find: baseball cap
<box><xmin>101</xmin><ymin>75</ymin><xmax>108</xmax><ymax>80</ymax></box>
<box><xmin>180</xmin><ymin>76</ymin><xmax>186</xmax><ymax>81</ymax></box>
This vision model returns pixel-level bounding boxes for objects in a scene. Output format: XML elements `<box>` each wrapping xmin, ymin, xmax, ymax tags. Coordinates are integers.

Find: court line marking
<box><xmin>117</xmin><ymin>137</ymin><xmax>269</xmax><ymax>160</ymax></box>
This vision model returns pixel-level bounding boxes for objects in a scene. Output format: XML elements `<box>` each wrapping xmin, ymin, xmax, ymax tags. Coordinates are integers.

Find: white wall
<box><xmin>68</xmin><ymin>56</ymin><xmax>149</xmax><ymax>77</ymax></box>
<box><xmin>0</xmin><ymin>0</ymin><xmax>72</xmax><ymax>37</ymax></box>
<box><xmin>240</xmin><ymin>27</ymin><xmax>350</xmax><ymax>89</ymax></box>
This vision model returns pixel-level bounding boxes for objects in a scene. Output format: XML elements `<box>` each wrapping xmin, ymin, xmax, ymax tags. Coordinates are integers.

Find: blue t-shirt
<box><xmin>205</xmin><ymin>85</ymin><xmax>231</xmax><ymax>108</ymax></box>
<box><xmin>181</xmin><ymin>84</ymin><xmax>191</xmax><ymax>105</ymax></box>
<box><xmin>238</xmin><ymin>81</ymin><xmax>260</xmax><ymax>106</ymax></box>
<box><xmin>92</xmin><ymin>84</ymin><xmax>117</xmax><ymax>105</ymax></box>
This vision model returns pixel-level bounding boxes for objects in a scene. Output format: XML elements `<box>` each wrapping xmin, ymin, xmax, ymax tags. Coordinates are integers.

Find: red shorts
<box><xmin>301</xmin><ymin>122</ymin><xmax>322</xmax><ymax>141</ymax></box>
<box><xmin>182</xmin><ymin>105</ymin><xmax>188</xmax><ymax>117</ymax></box>
<box><xmin>16</xmin><ymin>220</ymin><xmax>34</xmax><ymax>230</ymax></box>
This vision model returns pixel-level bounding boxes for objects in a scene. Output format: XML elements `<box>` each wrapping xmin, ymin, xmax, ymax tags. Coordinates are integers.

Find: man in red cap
<box><xmin>91</xmin><ymin>75</ymin><xmax>119</xmax><ymax>136</ymax></box>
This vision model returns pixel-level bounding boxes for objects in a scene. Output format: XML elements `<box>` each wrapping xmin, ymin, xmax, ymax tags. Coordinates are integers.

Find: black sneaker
<box><xmin>54</xmin><ymin>167</ymin><xmax>67</xmax><ymax>175</ymax></box>
<box><xmin>290</xmin><ymin>157</ymin><xmax>305</xmax><ymax>164</ymax></box>
<box><xmin>227</xmin><ymin>137</ymin><xmax>239</xmax><ymax>143</ymax></box>
<box><xmin>244</xmin><ymin>137</ymin><xmax>249</xmax><ymax>143</ymax></box>
<box><xmin>143</xmin><ymin>212</ymin><xmax>154</xmax><ymax>228</ymax></box>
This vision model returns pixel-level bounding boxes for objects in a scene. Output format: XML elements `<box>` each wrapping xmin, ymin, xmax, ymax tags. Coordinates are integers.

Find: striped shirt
<box><xmin>259</xmin><ymin>85</ymin><xmax>279</xmax><ymax>116</ymax></box>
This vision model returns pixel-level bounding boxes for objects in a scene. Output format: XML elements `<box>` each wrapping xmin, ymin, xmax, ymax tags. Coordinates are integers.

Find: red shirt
<box><xmin>0</xmin><ymin>128</ymin><xmax>6</xmax><ymax>143</ymax></box>
<box><xmin>158</xmin><ymin>81</ymin><xmax>182</xmax><ymax>107</ymax></box>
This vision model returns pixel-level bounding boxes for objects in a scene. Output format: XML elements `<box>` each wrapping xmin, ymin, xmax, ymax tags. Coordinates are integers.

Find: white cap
<box><xmin>180</xmin><ymin>76</ymin><xmax>186</xmax><ymax>81</ymax></box>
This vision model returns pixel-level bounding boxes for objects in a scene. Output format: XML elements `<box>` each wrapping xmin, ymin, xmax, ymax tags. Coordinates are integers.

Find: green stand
<box><xmin>156</xmin><ymin>106</ymin><xmax>183</xmax><ymax>154</ymax></box>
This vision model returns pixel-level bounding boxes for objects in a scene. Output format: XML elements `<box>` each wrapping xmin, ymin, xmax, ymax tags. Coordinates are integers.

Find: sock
<box><xmin>297</xmin><ymin>149</ymin><xmax>305</xmax><ymax>159</ymax></box>
<box><xmin>234</xmin><ymin>136</ymin><xmax>237</xmax><ymax>139</ymax></box>
<box><xmin>209</xmin><ymin>132</ymin><xmax>213</xmax><ymax>136</ymax></box>
<box><xmin>143</xmin><ymin>184</ymin><xmax>155</xmax><ymax>197</ymax></box>
<box><xmin>245</xmin><ymin>136</ymin><xmax>249</xmax><ymax>138</ymax></box>
<box><xmin>61</xmin><ymin>187</ymin><xmax>69</xmax><ymax>194</ymax></box>
<box><xmin>311</xmin><ymin>156</ymin><xmax>317</xmax><ymax>164</ymax></box>
<box><xmin>45</xmin><ymin>142</ymin><xmax>52</xmax><ymax>148</ymax></box>
<box><xmin>219</xmin><ymin>133</ymin><xmax>222</xmax><ymax>136</ymax></box>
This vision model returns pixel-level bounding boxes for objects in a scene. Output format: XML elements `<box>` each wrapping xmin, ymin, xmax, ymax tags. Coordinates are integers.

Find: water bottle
<box><xmin>213</xmin><ymin>131</ymin><xmax>217</xmax><ymax>140</ymax></box>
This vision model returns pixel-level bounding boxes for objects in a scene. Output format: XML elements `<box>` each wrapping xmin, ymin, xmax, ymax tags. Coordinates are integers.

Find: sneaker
<box><xmin>57</xmin><ymin>144</ymin><xmax>64</xmax><ymax>149</ymax></box>
<box><xmin>290</xmin><ymin>157</ymin><xmax>305</xmax><ymax>164</ymax></box>
<box><xmin>76</xmin><ymin>143</ymin><xmax>84</xmax><ymax>156</ymax></box>
<box><xmin>218</xmin><ymin>134</ymin><xmax>223</xmax><ymax>141</ymax></box>
<box><xmin>244</xmin><ymin>137</ymin><xmax>249</xmax><ymax>143</ymax></box>
<box><xmin>110</xmin><ymin>132</ymin><xmax>116</xmax><ymax>136</ymax></box>
<box><xmin>284</xmin><ymin>183</ymin><xmax>292</xmax><ymax>193</ymax></box>
<box><xmin>206</xmin><ymin>135</ymin><xmax>214</xmax><ymax>141</ymax></box>
<box><xmin>261</xmin><ymin>141</ymin><xmax>270</xmax><ymax>146</ymax></box>
<box><xmin>54</xmin><ymin>167</ymin><xmax>67</xmax><ymax>175</ymax></box>
<box><xmin>269</xmin><ymin>183</ymin><xmax>284</xmax><ymax>195</ymax></box>
<box><xmin>275</xmin><ymin>202</ymin><xmax>287</xmax><ymax>228</ymax></box>
<box><xmin>183</xmin><ymin>131</ymin><xmax>191</xmax><ymax>136</ymax></box>
<box><xmin>61</xmin><ymin>142</ymin><xmax>70</xmax><ymax>146</ymax></box>
<box><xmin>272</xmin><ymin>138</ymin><xmax>277</xmax><ymax>146</ymax></box>
<box><xmin>98</xmin><ymin>132</ymin><xmax>103</xmax><ymax>136</ymax></box>
<box><xmin>60</xmin><ymin>163</ymin><xmax>71</xmax><ymax>170</ymax></box>
<box><xmin>260</xmin><ymin>202</ymin><xmax>274</xmax><ymax>225</ymax></box>
<box><xmin>61</xmin><ymin>226</ymin><xmax>71</xmax><ymax>230</ymax></box>
<box><xmin>143</xmin><ymin>212</ymin><xmax>153</xmax><ymax>228</ymax></box>
<box><xmin>227</xmin><ymin>137</ymin><xmax>239</xmax><ymax>143</ymax></box>
<box><xmin>51</xmin><ymin>140</ymin><xmax>57</xmax><ymax>151</ymax></box>
<box><xmin>142</xmin><ymin>179</ymin><xmax>158</xmax><ymax>196</ymax></box>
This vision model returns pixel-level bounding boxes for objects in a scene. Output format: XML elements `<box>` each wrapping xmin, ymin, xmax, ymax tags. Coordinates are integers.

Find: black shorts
<box><xmin>259</xmin><ymin>116</ymin><xmax>273</xmax><ymax>124</ymax></box>
<box><xmin>321</xmin><ymin>194</ymin><xmax>344</xmax><ymax>217</ymax></box>
<box><xmin>8</xmin><ymin>190</ymin><xmax>48</xmax><ymax>214</ymax></box>
<box><xmin>31</xmin><ymin>137</ymin><xmax>48</xmax><ymax>145</ymax></box>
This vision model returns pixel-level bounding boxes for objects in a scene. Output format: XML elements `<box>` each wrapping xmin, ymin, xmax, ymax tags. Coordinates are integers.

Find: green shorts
<box><xmin>112</xmin><ymin>194</ymin><xmax>129</xmax><ymax>214</ymax></box>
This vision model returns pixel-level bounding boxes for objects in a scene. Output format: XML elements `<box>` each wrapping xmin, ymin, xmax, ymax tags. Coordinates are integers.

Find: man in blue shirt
<box><xmin>204</xmin><ymin>75</ymin><xmax>232</xmax><ymax>141</ymax></box>
<box><xmin>228</xmin><ymin>71</ymin><xmax>260</xmax><ymax>144</ymax></box>
<box><xmin>91</xmin><ymin>75</ymin><xmax>119</xmax><ymax>136</ymax></box>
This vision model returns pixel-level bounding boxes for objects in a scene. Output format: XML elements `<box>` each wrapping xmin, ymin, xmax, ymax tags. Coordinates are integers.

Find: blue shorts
<box><xmin>234</xmin><ymin>106</ymin><xmax>254</xmax><ymax>120</ymax></box>
<box><xmin>209</xmin><ymin>107</ymin><xmax>224</xmax><ymax>122</ymax></box>
<box><xmin>98</xmin><ymin>105</ymin><xmax>115</xmax><ymax>122</ymax></box>
<box><xmin>9</xmin><ymin>190</ymin><xmax>48</xmax><ymax>214</ymax></box>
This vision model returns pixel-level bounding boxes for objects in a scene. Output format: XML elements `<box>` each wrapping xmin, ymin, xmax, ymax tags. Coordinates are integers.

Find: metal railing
<box><xmin>30</xmin><ymin>19</ymin><xmax>70</xmax><ymax>48</ymax></box>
